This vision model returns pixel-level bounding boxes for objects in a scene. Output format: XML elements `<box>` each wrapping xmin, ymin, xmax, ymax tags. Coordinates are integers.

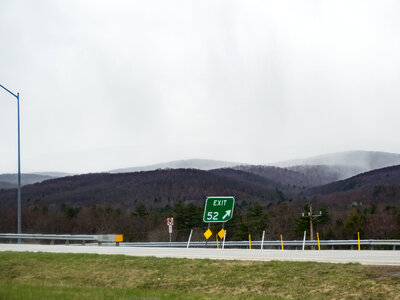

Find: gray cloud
<box><xmin>1</xmin><ymin>0</ymin><xmax>400</xmax><ymax>173</ymax></box>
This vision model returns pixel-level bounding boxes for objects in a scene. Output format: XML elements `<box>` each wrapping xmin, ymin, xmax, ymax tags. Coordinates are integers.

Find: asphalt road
<box><xmin>1</xmin><ymin>244</ymin><xmax>400</xmax><ymax>266</ymax></box>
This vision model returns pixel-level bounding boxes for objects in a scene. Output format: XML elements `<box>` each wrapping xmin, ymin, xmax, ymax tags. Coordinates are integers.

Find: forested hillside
<box><xmin>1</xmin><ymin>165</ymin><xmax>400</xmax><ymax>242</ymax></box>
<box><xmin>0</xmin><ymin>169</ymin><xmax>284</xmax><ymax>210</ymax></box>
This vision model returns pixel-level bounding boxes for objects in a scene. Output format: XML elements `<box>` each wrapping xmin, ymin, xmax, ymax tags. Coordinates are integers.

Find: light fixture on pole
<box><xmin>0</xmin><ymin>83</ymin><xmax>21</xmax><ymax>243</ymax></box>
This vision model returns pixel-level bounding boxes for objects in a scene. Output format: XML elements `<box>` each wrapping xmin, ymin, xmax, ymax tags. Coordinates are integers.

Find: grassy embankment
<box><xmin>0</xmin><ymin>251</ymin><xmax>399</xmax><ymax>299</ymax></box>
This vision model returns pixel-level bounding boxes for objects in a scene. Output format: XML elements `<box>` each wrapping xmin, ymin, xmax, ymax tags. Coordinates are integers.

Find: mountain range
<box><xmin>2</xmin><ymin>151</ymin><xmax>400</xmax><ymax>187</ymax></box>
<box><xmin>2</xmin><ymin>151</ymin><xmax>400</xmax><ymax>213</ymax></box>
<box><xmin>1</xmin><ymin>151</ymin><xmax>400</xmax><ymax>213</ymax></box>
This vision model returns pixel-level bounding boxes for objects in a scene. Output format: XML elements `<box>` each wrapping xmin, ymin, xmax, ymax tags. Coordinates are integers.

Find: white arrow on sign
<box><xmin>222</xmin><ymin>210</ymin><xmax>232</xmax><ymax>220</ymax></box>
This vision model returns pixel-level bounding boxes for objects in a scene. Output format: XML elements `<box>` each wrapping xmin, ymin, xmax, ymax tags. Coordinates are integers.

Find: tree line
<box><xmin>1</xmin><ymin>199</ymin><xmax>400</xmax><ymax>242</ymax></box>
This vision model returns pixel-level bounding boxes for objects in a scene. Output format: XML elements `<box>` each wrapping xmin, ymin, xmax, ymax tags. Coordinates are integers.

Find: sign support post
<box><xmin>167</xmin><ymin>217</ymin><xmax>174</xmax><ymax>243</ymax></box>
<box><xmin>222</xmin><ymin>230</ymin><xmax>226</xmax><ymax>249</ymax></box>
<box><xmin>205</xmin><ymin>223</ymin><xmax>210</xmax><ymax>248</ymax></box>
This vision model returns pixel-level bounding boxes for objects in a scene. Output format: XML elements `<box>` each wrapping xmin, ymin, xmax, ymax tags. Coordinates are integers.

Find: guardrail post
<box><xmin>371</xmin><ymin>245</ymin><xmax>374</xmax><ymax>250</ymax></box>
<box><xmin>50</xmin><ymin>240</ymin><xmax>54</xmax><ymax>245</ymax></box>
<box><xmin>248</xmin><ymin>234</ymin><xmax>251</xmax><ymax>250</ymax></box>
<box><xmin>187</xmin><ymin>229</ymin><xmax>193</xmax><ymax>248</ymax></box>
<box><xmin>331</xmin><ymin>245</ymin><xmax>334</xmax><ymax>250</ymax></box>
<box><xmin>261</xmin><ymin>230</ymin><xmax>265</xmax><ymax>250</ymax></box>
<box><xmin>393</xmin><ymin>245</ymin><xmax>396</xmax><ymax>251</ymax></box>
<box><xmin>65</xmin><ymin>240</ymin><xmax>69</xmax><ymax>245</ymax></box>
<box><xmin>351</xmin><ymin>245</ymin><xmax>353</xmax><ymax>250</ymax></box>
<box><xmin>222</xmin><ymin>230</ymin><xmax>226</xmax><ymax>249</ymax></box>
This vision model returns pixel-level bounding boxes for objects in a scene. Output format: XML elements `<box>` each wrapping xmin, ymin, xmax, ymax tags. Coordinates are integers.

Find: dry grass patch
<box><xmin>0</xmin><ymin>251</ymin><xmax>399</xmax><ymax>299</ymax></box>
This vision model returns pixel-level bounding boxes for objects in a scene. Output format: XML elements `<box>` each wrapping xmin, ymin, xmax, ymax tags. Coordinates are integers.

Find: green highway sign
<box><xmin>203</xmin><ymin>196</ymin><xmax>235</xmax><ymax>223</ymax></box>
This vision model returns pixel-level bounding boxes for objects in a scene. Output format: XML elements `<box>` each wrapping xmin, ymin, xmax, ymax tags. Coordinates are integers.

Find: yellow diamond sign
<box><xmin>218</xmin><ymin>229</ymin><xmax>226</xmax><ymax>239</ymax></box>
<box><xmin>204</xmin><ymin>229</ymin><xmax>212</xmax><ymax>240</ymax></box>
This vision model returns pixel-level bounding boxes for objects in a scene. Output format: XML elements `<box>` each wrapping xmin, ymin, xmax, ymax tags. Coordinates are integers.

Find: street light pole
<box><xmin>17</xmin><ymin>92</ymin><xmax>21</xmax><ymax>239</ymax></box>
<box><xmin>0</xmin><ymin>84</ymin><xmax>21</xmax><ymax>242</ymax></box>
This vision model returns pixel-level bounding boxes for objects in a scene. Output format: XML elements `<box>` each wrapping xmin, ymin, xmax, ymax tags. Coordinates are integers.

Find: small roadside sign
<box><xmin>217</xmin><ymin>229</ymin><xmax>226</xmax><ymax>239</ymax></box>
<box><xmin>203</xmin><ymin>196</ymin><xmax>235</xmax><ymax>223</ymax></box>
<box><xmin>204</xmin><ymin>229</ymin><xmax>212</xmax><ymax>239</ymax></box>
<box><xmin>167</xmin><ymin>217</ymin><xmax>174</xmax><ymax>242</ymax></box>
<box><xmin>115</xmin><ymin>235</ymin><xmax>123</xmax><ymax>242</ymax></box>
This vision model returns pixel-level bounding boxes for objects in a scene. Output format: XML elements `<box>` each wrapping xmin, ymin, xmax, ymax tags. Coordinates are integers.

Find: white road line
<box><xmin>1</xmin><ymin>244</ymin><xmax>400</xmax><ymax>266</ymax></box>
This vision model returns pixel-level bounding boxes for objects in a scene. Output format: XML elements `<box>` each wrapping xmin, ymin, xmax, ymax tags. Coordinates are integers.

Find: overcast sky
<box><xmin>1</xmin><ymin>0</ymin><xmax>400</xmax><ymax>173</ymax></box>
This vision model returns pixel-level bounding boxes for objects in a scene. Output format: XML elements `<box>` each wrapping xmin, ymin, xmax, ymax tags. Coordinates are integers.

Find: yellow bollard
<box><xmin>249</xmin><ymin>234</ymin><xmax>252</xmax><ymax>249</ymax></box>
<box><xmin>280</xmin><ymin>234</ymin><xmax>284</xmax><ymax>250</ymax></box>
<box><xmin>216</xmin><ymin>235</ymin><xmax>219</xmax><ymax>249</ymax></box>
<box><xmin>358</xmin><ymin>232</ymin><xmax>360</xmax><ymax>251</ymax></box>
<box><xmin>317</xmin><ymin>232</ymin><xmax>320</xmax><ymax>251</ymax></box>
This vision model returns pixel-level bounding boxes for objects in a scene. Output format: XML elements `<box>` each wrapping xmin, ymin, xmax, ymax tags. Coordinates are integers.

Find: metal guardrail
<box><xmin>1</xmin><ymin>234</ymin><xmax>399</xmax><ymax>250</ymax></box>
<box><xmin>121</xmin><ymin>240</ymin><xmax>400</xmax><ymax>250</ymax></box>
<box><xmin>0</xmin><ymin>233</ymin><xmax>118</xmax><ymax>245</ymax></box>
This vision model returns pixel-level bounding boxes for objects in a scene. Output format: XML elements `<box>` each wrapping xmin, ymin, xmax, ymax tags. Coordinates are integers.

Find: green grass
<box><xmin>0</xmin><ymin>251</ymin><xmax>399</xmax><ymax>299</ymax></box>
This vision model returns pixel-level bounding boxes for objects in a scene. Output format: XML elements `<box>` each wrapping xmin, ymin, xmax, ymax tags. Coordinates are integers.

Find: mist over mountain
<box><xmin>232</xmin><ymin>165</ymin><xmax>310</xmax><ymax>188</ymax></box>
<box><xmin>274</xmin><ymin>151</ymin><xmax>400</xmax><ymax>170</ymax></box>
<box><xmin>0</xmin><ymin>181</ymin><xmax>15</xmax><ymax>189</ymax></box>
<box><xmin>0</xmin><ymin>174</ymin><xmax>55</xmax><ymax>187</ymax></box>
<box><xmin>109</xmin><ymin>151</ymin><xmax>400</xmax><ymax>183</ymax></box>
<box><xmin>308</xmin><ymin>165</ymin><xmax>400</xmax><ymax>196</ymax></box>
<box><xmin>231</xmin><ymin>151</ymin><xmax>400</xmax><ymax>188</ymax></box>
<box><xmin>269</xmin><ymin>151</ymin><xmax>400</xmax><ymax>183</ymax></box>
<box><xmin>286</xmin><ymin>165</ymin><xmax>365</xmax><ymax>186</ymax></box>
<box><xmin>109</xmin><ymin>159</ymin><xmax>243</xmax><ymax>173</ymax></box>
<box><xmin>32</xmin><ymin>172</ymin><xmax>72</xmax><ymax>177</ymax></box>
